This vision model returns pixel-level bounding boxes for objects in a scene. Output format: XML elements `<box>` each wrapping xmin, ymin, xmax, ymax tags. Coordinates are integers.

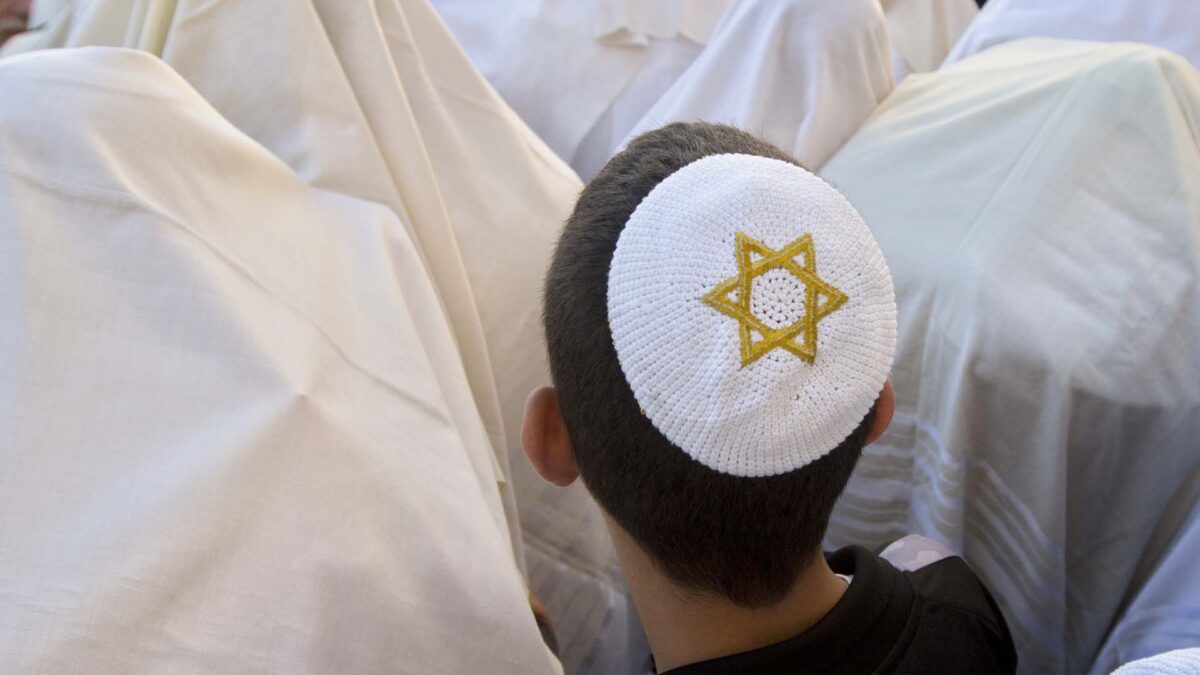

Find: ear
<box><xmin>521</xmin><ymin>387</ymin><xmax>579</xmax><ymax>487</ymax></box>
<box><xmin>864</xmin><ymin>380</ymin><xmax>895</xmax><ymax>446</ymax></box>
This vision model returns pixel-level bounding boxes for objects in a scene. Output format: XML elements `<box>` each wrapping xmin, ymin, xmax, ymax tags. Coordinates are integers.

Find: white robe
<box><xmin>822</xmin><ymin>38</ymin><xmax>1200</xmax><ymax>674</ymax></box>
<box><xmin>0</xmin><ymin>46</ymin><xmax>559</xmax><ymax>674</ymax></box>
<box><xmin>434</xmin><ymin>0</ymin><xmax>894</xmax><ymax>178</ymax></box>
<box><xmin>431</xmin><ymin>0</ymin><xmax>727</xmax><ymax>179</ymax></box>
<box><xmin>944</xmin><ymin>0</ymin><xmax>1200</xmax><ymax>72</ymax></box>
<box><xmin>2</xmin><ymin>0</ymin><xmax>647</xmax><ymax>671</ymax></box>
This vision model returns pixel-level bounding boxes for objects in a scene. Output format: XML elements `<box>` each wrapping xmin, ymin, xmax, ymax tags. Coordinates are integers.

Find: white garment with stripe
<box><xmin>822</xmin><ymin>38</ymin><xmax>1200</xmax><ymax>674</ymax></box>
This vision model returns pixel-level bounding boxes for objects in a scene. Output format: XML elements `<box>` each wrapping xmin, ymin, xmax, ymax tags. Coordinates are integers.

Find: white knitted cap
<box><xmin>607</xmin><ymin>153</ymin><xmax>896</xmax><ymax>477</ymax></box>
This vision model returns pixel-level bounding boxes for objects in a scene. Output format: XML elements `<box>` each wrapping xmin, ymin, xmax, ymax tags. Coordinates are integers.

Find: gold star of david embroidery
<box><xmin>701</xmin><ymin>231</ymin><xmax>848</xmax><ymax>367</ymax></box>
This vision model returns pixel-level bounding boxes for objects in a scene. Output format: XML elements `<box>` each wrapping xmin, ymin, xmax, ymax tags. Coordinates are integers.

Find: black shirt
<box><xmin>662</xmin><ymin>546</ymin><xmax>1017</xmax><ymax>674</ymax></box>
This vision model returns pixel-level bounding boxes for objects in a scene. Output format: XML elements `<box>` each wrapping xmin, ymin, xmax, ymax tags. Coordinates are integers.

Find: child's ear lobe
<box><xmin>521</xmin><ymin>387</ymin><xmax>580</xmax><ymax>487</ymax></box>
<box><xmin>864</xmin><ymin>380</ymin><xmax>895</xmax><ymax>446</ymax></box>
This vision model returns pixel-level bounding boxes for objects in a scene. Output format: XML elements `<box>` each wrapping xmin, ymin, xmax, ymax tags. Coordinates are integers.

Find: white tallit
<box><xmin>435</xmin><ymin>0</ymin><xmax>894</xmax><ymax>178</ymax></box>
<box><xmin>2</xmin><ymin>1</ymin><xmax>655</xmax><ymax>670</ymax></box>
<box><xmin>822</xmin><ymin>38</ymin><xmax>1200</xmax><ymax>673</ymax></box>
<box><xmin>619</xmin><ymin>0</ymin><xmax>894</xmax><ymax>171</ymax></box>
<box><xmin>3</xmin><ymin>0</ymin><xmax>585</xmax><ymax>561</ymax></box>
<box><xmin>432</xmin><ymin>0</ymin><xmax>727</xmax><ymax>179</ymax></box>
<box><xmin>0</xmin><ymin>46</ymin><xmax>559</xmax><ymax>674</ymax></box>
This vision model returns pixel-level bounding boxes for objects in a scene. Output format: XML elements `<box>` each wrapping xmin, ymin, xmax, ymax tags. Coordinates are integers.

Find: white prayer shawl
<box><xmin>880</xmin><ymin>0</ymin><xmax>977</xmax><ymax>80</ymax></box>
<box><xmin>435</xmin><ymin>0</ymin><xmax>893</xmax><ymax>178</ymax></box>
<box><xmin>2</xmin><ymin>2</ymin><xmax>651</xmax><ymax>671</ymax></box>
<box><xmin>4</xmin><ymin>0</ymin><xmax>582</xmax><ymax>566</ymax></box>
<box><xmin>0</xmin><ymin>47</ymin><xmax>559</xmax><ymax>674</ymax></box>
<box><xmin>620</xmin><ymin>0</ymin><xmax>894</xmax><ymax>171</ymax></box>
<box><xmin>822</xmin><ymin>39</ymin><xmax>1200</xmax><ymax>674</ymax></box>
<box><xmin>432</xmin><ymin>0</ymin><xmax>728</xmax><ymax>179</ymax></box>
<box><xmin>944</xmin><ymin>0</ymin><xmax>1200</xmax><ymax>72</ymax></box>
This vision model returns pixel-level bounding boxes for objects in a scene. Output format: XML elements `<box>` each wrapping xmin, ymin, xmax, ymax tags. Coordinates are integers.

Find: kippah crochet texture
<box><xmin>607</xmin><ymin>153</ymin><xmax>896</xmax><ymax>477</ymax></box>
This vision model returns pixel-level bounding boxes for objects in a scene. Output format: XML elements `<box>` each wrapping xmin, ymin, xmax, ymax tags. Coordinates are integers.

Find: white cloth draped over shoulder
<box><xmin>0</xmin><ymin>47</ymin><xmax>560</xmax><ymax>674</ymax></box>
<box><xmin>3</xmin><ymin>0</ymin><xmax>583</xmax><ymax>565</ymax></box>
<box><xmin>434</xmin><ymin>0</ymin><xmax>894</xmax><ymax>178</ymax></box>
<box><xmin>2</xmin><ymin>1</ymin><xmax>648</xmax><ymax>671</ymax></box>
<box><xmin>822</xmin><ymin>39</ymin><xmax>1200</xmax><ymax>674</ymax></box>
<box><xmin>943</xmin><ymin>0</ymin><xmax>1200</xmax><ymax>72</ymax></box>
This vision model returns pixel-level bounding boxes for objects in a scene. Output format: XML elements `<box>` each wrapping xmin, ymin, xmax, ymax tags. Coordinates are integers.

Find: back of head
<box><xmin>543</xmin><ymin>122</ymin><xmax>889</xmax><ymax>608</ymax></box>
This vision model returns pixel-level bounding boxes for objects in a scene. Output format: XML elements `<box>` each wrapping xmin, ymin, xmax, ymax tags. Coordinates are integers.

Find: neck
<box><xmin>605</xmin><ymin>519</ymin><xmax>847</xmax><ymax>673</ymax></box>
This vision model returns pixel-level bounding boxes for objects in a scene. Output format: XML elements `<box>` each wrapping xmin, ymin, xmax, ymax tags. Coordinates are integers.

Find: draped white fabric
<box><xmin>619</xmin><ymin>0</ymin><xmax>893</xmax><ymax>172</ymax></box>
<box><xmin>0</xmin><ymin>0</ymin><xmax>653</xmax><ymax>671</ymax></box>
<box><xmin>3</xmin><ymin>1</ymin><xmax>585</xmax><ymax>565</ymax></box>
<box><xmin>2</xmin><ymin>0</ymin><xmax>651</xmax><ymax>670</ymax></box>
<box><xmin>0</xmin><ymin>47</ymin><xmax>559</xmax><ymax>674</ymax></box>
<box><xmin>880</xmin><ymin>0</ymin><xmax>977</xmax><ymax>80</ymax></box>
<box><xmin>432</xmin><ymin>0</ymin><xmax>725</xmax><ymax>180</ymax></box>
<box><xmin>435</xmin><ymin>0</ymin><xmax>893</xmax><ymax>178</ymax></box>
<box><xmin>944</xmin><ymin>0</ymin><xmax>1200</xmax><ymax>72</ymax></box>
<box><xmin>822</xmin><ymin>39</ymin><xmax>1200</xmax><ymax>674</ymax></box>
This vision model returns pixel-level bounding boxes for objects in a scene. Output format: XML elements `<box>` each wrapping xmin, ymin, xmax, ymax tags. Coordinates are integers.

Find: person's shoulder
<box><xmin>899</xmin><ymin>546</ymin><xmax>1002</xmax><ymax>628</ymax></box>
<box><xmin>878</xmin><ymin>535</ymin><xmax>993</xmax><ymax>616</ymax></box>
<box><xmin>881</xmin><ymin>536</ymin><xmax>1019</xmax><ymax>673</ymax></box>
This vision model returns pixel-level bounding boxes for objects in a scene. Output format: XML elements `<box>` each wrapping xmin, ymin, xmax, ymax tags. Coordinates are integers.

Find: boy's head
<box><xmin>523</xmin><ymin>122</ymin><xmax>896</xmax><ymax>608</ymax></box>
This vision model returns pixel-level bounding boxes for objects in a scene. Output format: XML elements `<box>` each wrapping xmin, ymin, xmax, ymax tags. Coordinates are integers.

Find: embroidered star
<box><xmin>701</xmin><ymin>231</ymin><xmax>847</xmax><ymax>367</ymax></box>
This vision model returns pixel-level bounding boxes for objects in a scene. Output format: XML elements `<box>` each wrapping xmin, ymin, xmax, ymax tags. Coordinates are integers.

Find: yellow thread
<box><xmin>700</xmin><ymin>232</ymin><xmax>848</xmax><ymax>367</ymax></box>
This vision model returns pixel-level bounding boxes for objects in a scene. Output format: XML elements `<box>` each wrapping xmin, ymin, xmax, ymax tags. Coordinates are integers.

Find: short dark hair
<box><xmin>543</xmin><ymin>122</ymin><xmax>876</xmax><ymax>608</ymax></box>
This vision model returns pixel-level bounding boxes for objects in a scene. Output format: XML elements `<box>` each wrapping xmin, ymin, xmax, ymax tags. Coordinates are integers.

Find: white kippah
<box><xmin>607</xmin><ymin>153</ymin><xmax>896</xmax><ymax>477</ymax></box>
